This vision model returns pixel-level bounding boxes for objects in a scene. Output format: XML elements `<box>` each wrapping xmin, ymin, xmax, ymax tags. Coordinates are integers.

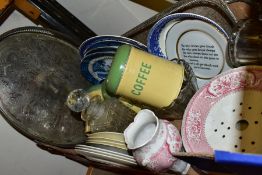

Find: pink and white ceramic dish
<box><xmin>182</xmin><ymin>66</ymin><xmax>262</xmax><ymax>154</ymax></box>
<box><xmin>124</xmin><ymin>109</ymin><xmax>189</xmax><ymax>173</ymax></box>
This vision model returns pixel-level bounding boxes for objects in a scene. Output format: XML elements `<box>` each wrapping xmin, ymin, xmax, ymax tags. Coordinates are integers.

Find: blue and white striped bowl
<box><xmin>79</xmin><ymin>35</ymin><xmax>147</xmax><ymax>59</ymax></box>
<box><xmin>79</xmin><ymin>35</ymin><xmax>147</xmax><ymax>84</ymax></box>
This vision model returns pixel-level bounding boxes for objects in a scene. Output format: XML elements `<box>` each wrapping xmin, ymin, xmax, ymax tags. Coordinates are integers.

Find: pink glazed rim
<box><xmin>181</xmin><ymin>66</ymin><xmax>262</xmax><ymax>153</ymax></box>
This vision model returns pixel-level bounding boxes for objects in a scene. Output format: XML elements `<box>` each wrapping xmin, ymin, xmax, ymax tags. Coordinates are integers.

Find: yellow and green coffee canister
<box><xmin>105</xmin><ymin>45</ymin><xmax>185</xmax><ymax>108</ymax></box>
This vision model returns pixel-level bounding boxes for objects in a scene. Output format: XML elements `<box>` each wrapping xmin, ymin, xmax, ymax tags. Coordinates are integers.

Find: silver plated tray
<box><xmin>0</xmin><ymin>27</ymin><xmax>91</xmax><ymax>147</ymax></box>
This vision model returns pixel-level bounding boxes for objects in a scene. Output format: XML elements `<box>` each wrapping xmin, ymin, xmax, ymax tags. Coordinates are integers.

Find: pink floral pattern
<box><xmin>165</xmin><ymin>121</ymin><xmax>182</xmax><ymax>154</ymax></box>
<box><xmin>145</xmin><ymin>143</ymin><xmax>176</xmax><ymax>172</ymax></box>
<box><xmin>133</xmin><ymin>120</ymin><xmax>182</xmax><ymax>172</ymax></box>
<box><xmin>182</xmin><ymin>66</ymin><xmax>262</xmax><ymax>153</ymax></box>
<box><xmin>186</xmin><ymin>110</ymin><xmax>201</xmax><ymax>143</ymax></box>
<box><xmin>125</xmin><ymin>109</ymin><xmax>186</xmax><ymax>172</ymax></box>
<box><xmin>207</xmin><ymin>71</ymin><xmax>257</xmax><ymax>98</ymax></box>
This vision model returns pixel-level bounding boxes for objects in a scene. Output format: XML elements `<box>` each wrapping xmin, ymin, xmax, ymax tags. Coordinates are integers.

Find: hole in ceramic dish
<box><xmin>222</xmin><ymin>135</ymin><xmax>225</xmax><ymax>138</ymax></box>
<box><xmin>255</xmin><ymin>121</ymin><xmax>259</xmax><ymax>124</ymax></box>
<box><xmin>248</xmin><ymin>106</ymin><xmax>252</xmax><ymax>110</ymax></box>
<box><xmin>234</xmin><ymin>145</ymin><xmax>238</xmax><ymax>148</ymax></box>
<box><xmin>239</xmin><ymin>136</ymin><xmax>243</xmax><ymax>140</ymax></box>
<box><xmin>214</xmin><ymin>129</ymin><xmax>217</xmax><ymax>132</ymax></box>
<box><xmin>233</xmin><ymin>109</ymin><xmax>236</xmax><ymax>112</ymax></box>
<box><xmin>251</xmin><ymin>141</ymin><xmax>255</xmax><ymax>145</ymax></box>
<box><xmin>235</xmin><ymin>120</ymin><xmax>249</xmax><ymax>131</ymax></box>
<box><xmin>242</xmin><ymin>149</ymin><xmax>246</xmax><ymax>152</ymax></box>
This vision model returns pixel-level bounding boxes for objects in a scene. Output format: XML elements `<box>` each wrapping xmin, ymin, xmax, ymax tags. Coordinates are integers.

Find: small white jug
<box><xmin>124</xmin><ymin>109</ymin><xmax>190</xmax><ymax>173</ymax></box>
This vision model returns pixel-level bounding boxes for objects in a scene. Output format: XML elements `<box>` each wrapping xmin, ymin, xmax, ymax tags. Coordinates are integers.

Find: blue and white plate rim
<box><xmin>147</xmin><ymin>12</ymin><xmax>229</xmax><ymax>58</ymax></box>
<box><xmin>80</xmin><ymin>52</ymin><xmax>115</xmax><ymax>84</ymax></box>
<box><xmin>79</xmin><ymin>35</ymin><xmax>147</xmax><ymax>57</ymax></box>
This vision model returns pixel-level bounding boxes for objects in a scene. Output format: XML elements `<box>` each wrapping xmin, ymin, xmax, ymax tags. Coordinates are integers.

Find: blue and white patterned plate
<box><xmin>79</xmin><ymin>35</ymin><xmax>147</xmax><ymax>58</ymax></box>
<box><xmin>80</xmin><ymin>40</ymin><xmax>130</xmax><ymax>59</ymax></box>
<box><xmin>147</xmin><ymin>13</ymin><xmax>229</xmax><ymax>59</ymax></box>
<box><xmin>79</xmin><ymin>35</ymin><xmax>147</xmax><ymax>84</ymax></box>
<box><xmin>83</xmin><ymin>46</ymin><xmax>117</xmax><ymax>58</ymax></box>
<box><xmin>81</xmin><ymin>52</ymin><xmax>115</xmax><ymax>84</ymax></box>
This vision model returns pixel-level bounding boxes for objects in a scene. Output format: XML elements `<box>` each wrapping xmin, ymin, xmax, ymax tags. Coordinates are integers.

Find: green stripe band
<box><xmin>105</xmin><ymin>44</ymin><xmax>131</xmax><ymax>94</ymax></box>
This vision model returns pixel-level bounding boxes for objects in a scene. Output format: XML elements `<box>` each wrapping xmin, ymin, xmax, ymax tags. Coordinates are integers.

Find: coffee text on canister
<box><xmin>131</xmin><ymin>62</ymin><xmax>151</xmax><ymax>95</ymax></box>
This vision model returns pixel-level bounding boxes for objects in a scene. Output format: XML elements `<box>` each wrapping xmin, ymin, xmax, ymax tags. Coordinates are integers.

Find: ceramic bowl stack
<box><xmin>147</xmin><ymin>12</ymin><xmax>230</xmax><ymax>88</ymax></box>
<box><xmin>75</xmin><ymin>144</ymin><xmax>137</xmax><ymax>167</ymax></box>
<box><xmin>86</xmin><ymin>132</ymin><xmax>128</xmax><ymax>150</ymax></box>
<box><xmin>79</xmin><ymin>35</ymin><xmax>147</xmax><ymax>84</ymax></box>
<box><xmin>75</xmin><ymin>132</ymin><xmax>137</xmax><ymax>167</ymax></box>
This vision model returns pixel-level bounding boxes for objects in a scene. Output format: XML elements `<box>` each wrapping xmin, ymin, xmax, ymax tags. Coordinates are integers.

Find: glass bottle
<box><xmin>71</xmin><ymin>82</ymin><xmax>142</xmax><ymax>113</ymax></box>
<box><xmin>66</xmin><ymin>89</ymin><xmax>136</xmax><ymax>133</ymax></box>
<box><xmin>105</xmin><ymin>45</ymin><xmax>198</xmax><ymax>119</ymax></box>
<box><xmin>228</xmin><ymin>19</ymin><xmax>262</xmax><ymax>67</ymax></box>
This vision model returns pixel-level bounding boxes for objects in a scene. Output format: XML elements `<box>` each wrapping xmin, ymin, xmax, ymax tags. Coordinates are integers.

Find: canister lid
<box><xmin>106</xmin><ymin>44</ymin><xmax>131</xmax><ymax>94</ymax></box>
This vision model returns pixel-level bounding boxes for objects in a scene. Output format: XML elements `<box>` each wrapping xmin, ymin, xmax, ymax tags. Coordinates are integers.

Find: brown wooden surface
<box><xmin>228</xmin><ymin>2</ymin><xmax>251</xmax><ymax>21</ymax></box>
<box><xmin>123</xmin><ymin>0</ymin><xmax>237</xmax><ymax>44</ymax></box>
<box><xmin>131</xmin><ymin>0</ymin><xmax>173</xmax><ymax>12</ymax></box>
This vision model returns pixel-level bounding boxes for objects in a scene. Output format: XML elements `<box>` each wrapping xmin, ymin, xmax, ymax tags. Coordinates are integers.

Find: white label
<box><xmin>177</xmin><ymin>31</ymin><xmax>224</xmax><ymax>79</ymax></box>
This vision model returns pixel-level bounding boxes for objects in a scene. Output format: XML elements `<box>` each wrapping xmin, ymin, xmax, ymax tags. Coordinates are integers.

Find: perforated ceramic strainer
<box><xmin>205</xmin><ymin>90</ymin><xmax>262</xmax><ymax>153</ymax></box>
<box><xmin>182</xmin><ymin>66</ymin><xmax>262</xmax><ymax>154</ymax></box>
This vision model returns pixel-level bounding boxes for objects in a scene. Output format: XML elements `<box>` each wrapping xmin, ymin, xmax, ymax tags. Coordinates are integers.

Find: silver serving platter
<box><xmin>0</xmin><ymin>27</ymin><xmax>91</xmax><ymax>147</ymax></box>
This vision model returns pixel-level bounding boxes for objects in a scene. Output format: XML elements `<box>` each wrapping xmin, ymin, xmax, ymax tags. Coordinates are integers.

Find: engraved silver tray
<box><xmin>0</xmin><ymin>27</ymin><xmax>91</xmax><ymax>147</ymax></box>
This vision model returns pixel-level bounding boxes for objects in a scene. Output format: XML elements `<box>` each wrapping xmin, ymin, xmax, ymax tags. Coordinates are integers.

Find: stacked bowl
<box><xmin>79</xmin><ymin>35</ymin><xmax>147</xmax><ymax>84</ymax></box>
<box><xmin>86</xmin><ymin>132</ymin><xmax>127</xmax><ymax>150</ymax></box>
<box><xmin>75</xmin><ymin>132</ymin><xmax>137</xmax><ymax>167</ymax></box>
